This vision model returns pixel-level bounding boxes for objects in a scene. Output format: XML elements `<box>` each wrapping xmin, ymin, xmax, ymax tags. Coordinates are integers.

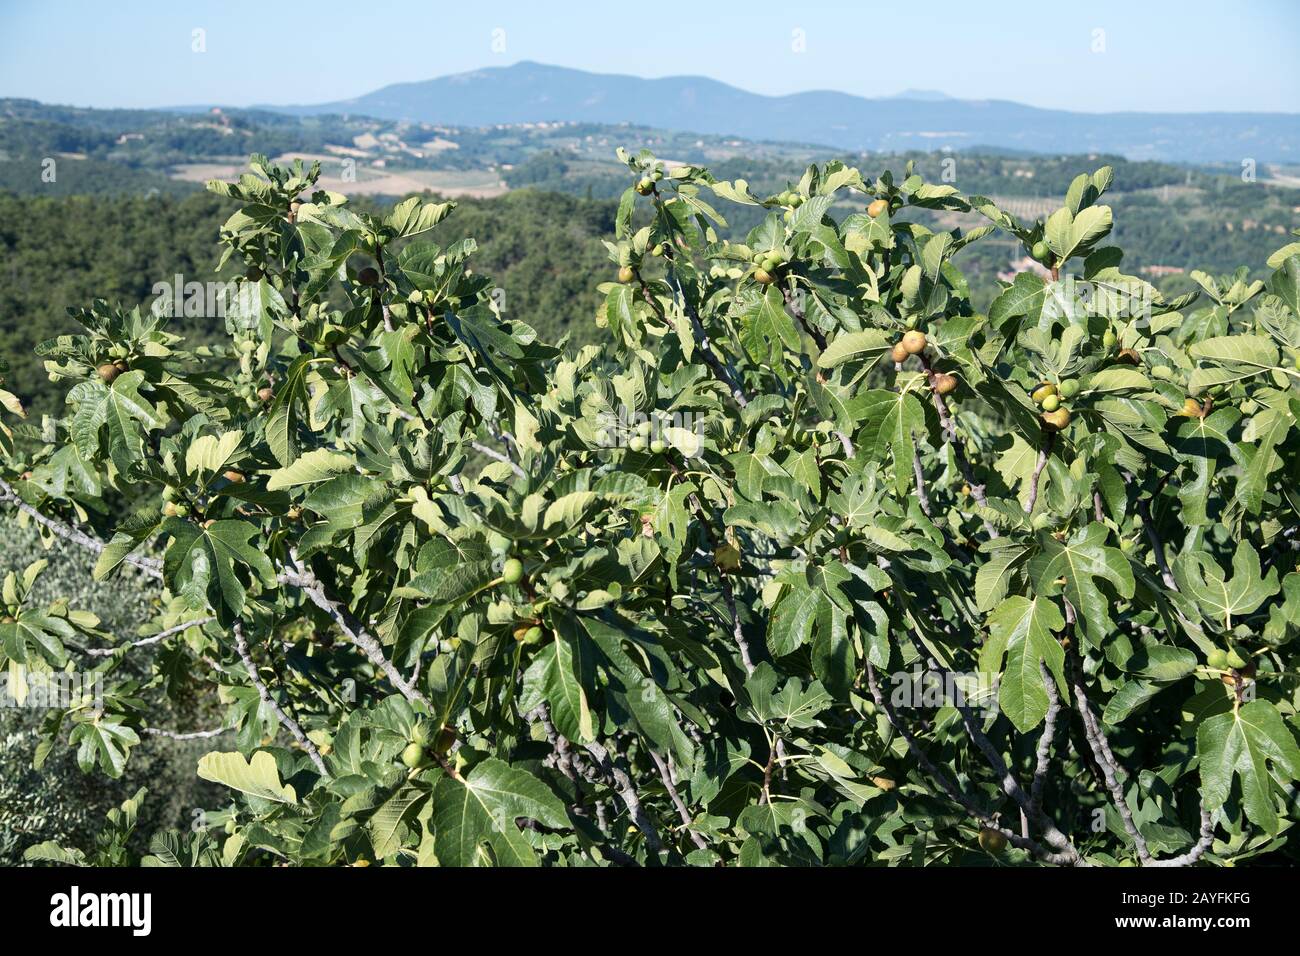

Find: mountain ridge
<box><xmin>257</xmin><ymin>60</ymin><xmax>1300</xmax><ymax>164</ymax></box>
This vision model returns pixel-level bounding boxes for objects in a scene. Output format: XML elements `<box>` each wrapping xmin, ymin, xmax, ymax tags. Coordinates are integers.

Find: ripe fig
<box><xmin>867</xmin><ymin>198</ymin><xmax>888</xmax><ymax>218</ymax></box>
<box><xmin>978</xmin><ymin>827</ymin><xmax>1007</xmax><ymax>854</ymax></box>
<box><xmin>357</xmin><ymin>266</ymin><xmax>380</xmax><ymax>286</ymax></box>
<box><xmin>933</xmin><ymin>373</ymin><xmax>958</xmax><ymax>396</ymax></box>
<box><xmin>97</xmin><ymin>363</ymin><xmax>122</xmax><ymax>384</ymax></box>
<box><xmin>1041</xmin><ymin>408</ymin><xmax>1071</xmax><ymax>430</ymax></box>
<box><xmin>618</xmin><ymin>265</ymin><xmax>635</xmax><ymax>284</ymax></box>
<box><xmin>754</xmin><ymin>268</ymin><xmax>774</xmax><ymax>285</ymax></box>
<box><xmin>901</xmin><ymin>330</ymin><xmax>927</xmax><ymax>355</ymax></box>
<box><xmin>890</xmin><ymin>342</ymin><xmax>909</xmax><ymax>365</ymax></box>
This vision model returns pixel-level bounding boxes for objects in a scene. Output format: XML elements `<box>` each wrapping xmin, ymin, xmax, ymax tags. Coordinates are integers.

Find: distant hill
<box><xmin>263</xmin><ymin>61</ymin><xmax>1300</xmax><ymax>164</ymax></box>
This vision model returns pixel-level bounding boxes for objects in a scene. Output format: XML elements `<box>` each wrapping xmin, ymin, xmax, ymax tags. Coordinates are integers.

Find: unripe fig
<box><xmin>1102</xmin><ymin>329</ymin><xmax>1117</xmax><ymax>351</ymax></box>
<box><xmin>401</xmin><ymin>742</ymin><xmax>428</xmax><ymax>769</ymax></box>
<box><xmin>867</xmin><ymin>198</ymin><xmax>888</xmax><ymax>218</ymax></box>
<box><xmin>1206</xmin><ymin>648</ymin><xmax>1229</xmax><ymax>670</ymax></box>
<box><xmin>1031</xmin><ymin>240</ymin><xmax>1049</xmax><ymax>261</ymax></box>
<box><xmin>635</xmin><ymin>178</ymin><xmax>654</xmax><ymax>195</ymax></box>
<box><xmin>1057</xmin><ymin>378</ymin><xmax>1080</xmax><ymax>399</ymax></box>
<box><xmin>901</xmin><ymin>330</ymin><xmax>927</xmax><ymax>355</ymax></box>
<box><xmin>618</xmin><ymin>265</ymin><xmax>635</xmax><ymax>284</ymax></box>
<box><xmin>1225</xmin><ymin>648</ymin><xmax>1248</xmax><ymax>670</ymax></box>
<box><xmin>649</xmin><ymin>439</ymin><xmax>667</xmax><ymax>454</ymax></box>
<box><xmin>628</xmin><ymin>435</ymin><xmax>648</xmax><ymax>452</ymax></box>
<box><xmin>1040</xmin><ymin>394</ymin><xmax>1061</xmax><ymax>413</ymax></box>
<box><xmin>501</xmin><ymin>558</ymin><xmax>524</xmax><ymax>585</ymax></box>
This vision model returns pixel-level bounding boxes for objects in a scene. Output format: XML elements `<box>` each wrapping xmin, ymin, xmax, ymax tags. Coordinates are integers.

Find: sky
<box><xmin>0</xmin><ymin>0</ymin><xmax>1296</xmax><ymax>114</ymax></box>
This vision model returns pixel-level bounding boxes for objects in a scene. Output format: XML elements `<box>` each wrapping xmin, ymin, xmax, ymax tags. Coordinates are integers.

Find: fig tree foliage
<box><xmin>3</xmin><ymin>149</ymin><xmax>1299</xmax><ymax>867</ymax></box>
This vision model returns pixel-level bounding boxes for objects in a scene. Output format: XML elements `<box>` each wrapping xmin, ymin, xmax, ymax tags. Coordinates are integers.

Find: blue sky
<box><xmin>0</xmin><ymin>0</ymin><xmax>1296</xmax><ymax>113</ymax></box>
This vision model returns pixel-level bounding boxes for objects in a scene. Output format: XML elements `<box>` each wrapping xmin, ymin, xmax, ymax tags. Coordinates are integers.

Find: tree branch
<box><xmin>280</xmin><ymin>553</ymin><xmax>431</xmax><ymax>709</ymax></box>
<box><xmin>233</xmin><ymin>622</ymin><xmax>330</xmax><ymax>777</ymax></box>
<box><xmin>0</xmin><ymin>478</ymin><xmax>162</xmax><ymax>579</ymax></box>
<box><xmin>1031</xmin><ymin>661</ymin><xmax>1061</xmax><ymax>812</ymax></box>
<box><xmin>84</xmin><ymin>617</ymin><xmax>216</xmax><ymax>657</ymax></box>
<box><xmin>471</xmin><ymin>440</ymin><xmax>526</xmax><ymax>478</ymax></box>
<box><xmin>583</xmin><ymin>739</ymin><xmax>663</xmax><ymax>853</ymax></box>
<box><xmin>649</xmin><ymin>749</ymin><xmax>708</xmax><ymax>850</ymax></box>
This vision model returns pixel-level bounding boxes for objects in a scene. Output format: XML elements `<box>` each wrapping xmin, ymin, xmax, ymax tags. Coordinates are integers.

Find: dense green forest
<box><xmin>0</xmin><ymin>189</ymin><xmax>618</xmax><ymax>413</ymax></box>
<box><xmin>4</xmin><ymin>162</ymin><xmax>1296</xmax><ymax>415</ymax></box>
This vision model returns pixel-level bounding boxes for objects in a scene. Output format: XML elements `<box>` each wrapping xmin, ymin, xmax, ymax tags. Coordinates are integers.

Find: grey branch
<box><xmin>917</xmin><ymin>649</ymin><xmax>1083</xmax><ymax>865</ymax></box>
<box><xmin>84</xmin><ymin>617</ymin><xmax>216</xmax><ymax>657</ymax></box>
<box><xmin>1066</xmin><ymin>645</ymin><xmax>1151</xmax><ymax>863</ymax></box>
<box><xmin>864</xmin><ymin>662</ymin><xmax>1071</xmax><ymax>864</ymax></box>
<box><xmin>719</xmin><ymin>575</ymin><xmax>755</xmax><ymax>675</ymax></box>
<box><xmin>915</xmin><ymin>355</ymin><xmax>997</xmax><ymax>538</ymax></box>
<box><xmin>281</xmin><ymin>553</ymin><xmax>431</xmax><ymax>709</ymax></box>
<box><xmin>233</xmin><ymin>621</ymin><xmax>331</xmax><ymax>777</ymax></box>
<box><xmin>1136</xmin><ymin>496</ymin><xmax>1179</xmax><ymax>590</ymax></box>
<box><xmin>1146</xmin><ymin>805</ymin><xmax>1216</xmax><ymax>867</ymax></box>
<box><xmin>1030</xmin><ymin>662</ymin><xmax>1061</xmax><ymax>811</ymax></box>
<box><xmin>143</xmin><ymin>726</ymin><xmax>231</xmax><ymax>740</ymax></box>
<box><xmin>471</xmin><ymin>441</ymin><xmax>526</xmax><ymax>478</ymax></box>
<box><xmin>650</xmin><ymin>749</ymin><xmax>708</xmax><ymax>851</ymax></box>
<box><xmin>583</xmin><ymin>739</ymin><xmax>663</xmax><ymax>853</ymax></box>
<box><xmin>1024</xmin><ymin>440</ymin><xmax>1051</xmax><ymax>515</ymax></box>
<box><xmin>0</xmin><ymin>478</ymin><xmax>162</xmax><ymax>579</ymax></box>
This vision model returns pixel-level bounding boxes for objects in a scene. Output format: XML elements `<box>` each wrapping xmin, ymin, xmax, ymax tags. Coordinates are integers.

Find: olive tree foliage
<box><xmin>3</xmin><ymin>150</ymin><xmax>1300</xmax><ymax>868</ymax></box>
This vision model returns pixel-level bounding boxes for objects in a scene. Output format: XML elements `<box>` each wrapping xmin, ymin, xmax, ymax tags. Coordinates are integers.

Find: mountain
<box><xmin>264</xmin><ymin>61</ymin><xmax>1300</xmax><ymax>164</ymax></box>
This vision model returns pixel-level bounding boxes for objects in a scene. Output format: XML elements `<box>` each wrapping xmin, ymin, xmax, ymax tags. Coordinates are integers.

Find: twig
<box><xmin>1136</xmin><ymin>495</ymin><xmax>1178</xmax><ymax>591</ymax></box>
<box><xmin>1146</xmin><ymin>805</ymin><xmax>1216</xmax><ymax>867</ymax></box>
<box><xmin>1030</xmin><ymin>661</ymin><xmax>1061</xmax><ymax>811</ymax></box>
<box><xmin>583</xmin><ymin>739</ymin><xmax>663</xmax><ymax>853</ymax></box>
<box><xmin>280</xmin><ymin>553</ymin><xmax>431</xmax><ymax>709</ymax></box>
<box><xmin>719</xmin><ymin>574</ymin><xmax>755</xmax><ymax>675</ymax></box>
<box><xmin>650</xmin><ymin>749</ymin><xmax>708</xmax><ymax>850</ymax></box>
<box><xmin>84</xmin><ymin>617</ymin><xmax>216</xmax><ymax>657</ymax></box>
<box><xmin>471</xmin><ymin>441</ymin><xmax>526</xmax><ymax>479</ymax></box>
<box><xmin>233</xmin><ymin>622</ymin><xmax>330</xmax><ymax>777</ymax></box>
<box><xmin>143</xmin><ymin>726</ymin><xmax>231</xmax><ymax>740</ymax></box>
<box><xmin>0</xmin><ymin>478</ymin><xmax>162</xmax><ymax>579</ymax></box>
<box><xmin>915</xmin><ymin>355</ymin><xmax>997</xmax><ymax>537</ymax></box>
<box><xmin>916</xmin><ymin>647</ymin><xmax>1082</xmax><ymax>865</ymax></box>
<box><xmin>1024</xmin><ymin>436</ymin><xmax>1053</xmax><ymax>515</ymax></box>
<box><xmin>864</xmin><ymin>662</ymin><xmax>1072</xmax><ymax>864</ymax></box>
<box><xmin>912</xmin><ymin>451</ymin><xmax>932</xmax><ymax>517</ymax></box>
<box><xmin>1066</xmin><ymin>641</ymin><xmax>1151</xmax><ymax>864</ymax></box>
